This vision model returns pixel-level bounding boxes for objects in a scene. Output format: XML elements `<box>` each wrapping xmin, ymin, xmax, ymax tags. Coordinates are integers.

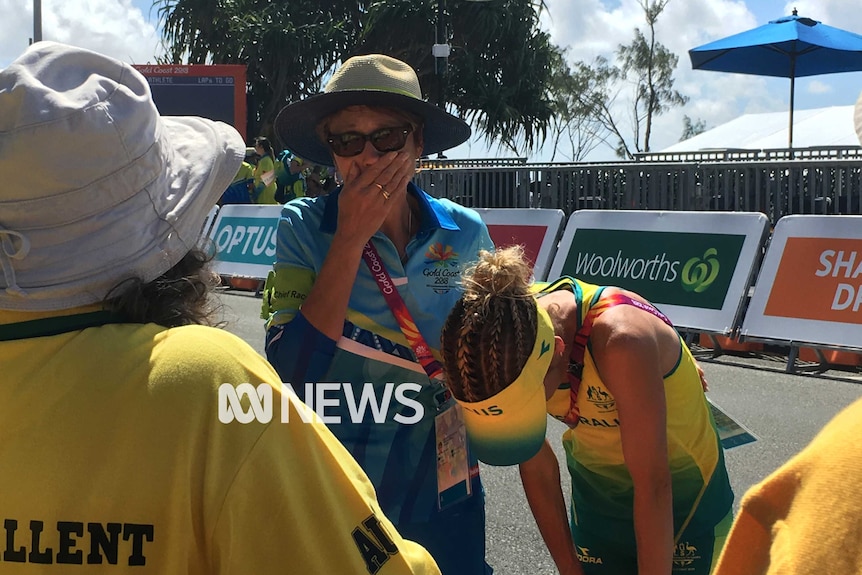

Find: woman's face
<box><xmin>323</xmin><ymin>105</ymin><xmax>423</xmax><ymax>184</ymax></box>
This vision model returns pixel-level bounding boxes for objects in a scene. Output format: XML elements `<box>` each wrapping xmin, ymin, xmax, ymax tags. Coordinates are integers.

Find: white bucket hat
<box><xmin>0</xmin><ymin>42</ymin><xmax>244</xmax><ymax>311</ymax></box>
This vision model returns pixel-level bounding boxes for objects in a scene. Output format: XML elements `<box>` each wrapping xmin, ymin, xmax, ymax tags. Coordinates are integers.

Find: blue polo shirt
<box><xmin>263</xmin><ymin>182</ymin><xmax>493</xmax><ymax>549</ymax></box>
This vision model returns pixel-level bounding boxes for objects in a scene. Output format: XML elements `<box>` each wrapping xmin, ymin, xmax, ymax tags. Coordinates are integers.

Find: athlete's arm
<box><xmin>519</xmin><ymin>439</ymin><xmax>585</xmax><ymax>575</ymax></box>
<box><xmin>591</xmin><ymin>307</ymin><xmax>674</xmax><ymax>575</ymax></box>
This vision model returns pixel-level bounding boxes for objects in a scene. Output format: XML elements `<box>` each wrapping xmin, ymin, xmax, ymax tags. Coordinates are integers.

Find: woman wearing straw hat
<box><xmin>440</xmin><ymin>247</ymin><xmax>734</xmax><ymax>575</ymax></box>
<box><xmin>0</xmin><ymin>42</ymin><xmax>440</xmax><ymax>575</ymax></box>
<box><xmin>263</xmin><ymin>54</ymin><xmax>494</xmax><ymax>574</ymax></box>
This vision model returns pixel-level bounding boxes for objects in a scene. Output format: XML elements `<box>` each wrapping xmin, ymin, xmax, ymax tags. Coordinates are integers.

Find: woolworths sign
<box><xmin>548</xmin><ymin>211</ymin><xmax>769</xmax><ymax>333</ymax></box>
<box><xmin>560</xmin><ymin>229</ymin><xmax>746</xmax><ymax>310</ymax></box>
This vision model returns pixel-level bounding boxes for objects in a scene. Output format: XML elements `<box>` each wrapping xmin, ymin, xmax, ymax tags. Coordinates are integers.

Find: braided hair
<box><xmin>441</xmin><ymin>246</ymin><xmax>537</xmax><ymax>402</ymax></box>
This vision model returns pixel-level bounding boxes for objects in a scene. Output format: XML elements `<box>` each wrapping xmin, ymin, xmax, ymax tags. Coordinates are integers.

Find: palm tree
<box><xmin>154</xmin><ymin>0</ymin><xmax>559</xmax><ymax>154</ymax></box>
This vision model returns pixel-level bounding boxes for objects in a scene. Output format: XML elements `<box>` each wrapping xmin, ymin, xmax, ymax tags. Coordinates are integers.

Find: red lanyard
<box><xmin>361</xmin><ymin>241</ymin><xmax>444</xmax><ymax>381</ymax></box>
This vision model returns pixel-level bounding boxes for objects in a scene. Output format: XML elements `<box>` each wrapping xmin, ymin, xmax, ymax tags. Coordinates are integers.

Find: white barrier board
<box><xmin>473</xmin><ymin>208</ymin><xmax>565</xmax><ymax>281</ymax></box>
<box><xmin>548</xmin><ymin>210</ymin><xmax>769</xmax><ymax>333</ymax></box>
<box><xmin>741</xmin><ymin>215</ymin><xmax>862</xmax><ymax>348</ymax></box>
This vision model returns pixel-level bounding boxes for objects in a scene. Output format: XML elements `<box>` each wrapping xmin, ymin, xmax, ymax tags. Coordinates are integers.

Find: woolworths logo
<box><xmin>565</xmin><ymin>229</ymin><xmax>745</xmax><ymax>310</ymax></box>
<box><xmin>681</xmin><ymin>248</ymin><xmax>721</xmax><ymax>293</ymax></box>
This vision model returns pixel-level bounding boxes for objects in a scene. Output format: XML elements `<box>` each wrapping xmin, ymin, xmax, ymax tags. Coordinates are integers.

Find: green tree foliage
<box><xmin>616</xmin><ymin>0</ymin><xmax>687</xmax><ymax>155</ymax></box>
<box><xmin>553</xmin><ymin>0</ymin><xmax>687</xmax><ymax>160</ymax></box>
<box><xmin>155</xmin><ymin>1</ymin><xmax>359</xmax><ymax>137</ymax></box>
<box><xmin>154</xmin><ymin>0</ymin><xmax>558</xmax><ymax>153</ymax></box>
<box><xmin>680</xmin><ymin>115</ymin><xmax>707</xmax><ymax>141</ymax></box>
<box><xmin>546</xmin><ymin>53</ymin><xmax>609</xmax><ymax>162</ymax></box>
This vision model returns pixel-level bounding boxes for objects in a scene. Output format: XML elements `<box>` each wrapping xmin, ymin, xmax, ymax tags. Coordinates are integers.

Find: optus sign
<box><xmin>212</xmin><ymin>215</ymin><xmax>278</xmax><ymax>264</ymax></box>
<box><xmin>764</xmin><ymin>237</ymin><xmax>862</xmax><ymax>322</ymax></box>
<box><xmin>562</xmin><ymin>229</ymin><xmax>745</xmax><ymax>309</ymax></box>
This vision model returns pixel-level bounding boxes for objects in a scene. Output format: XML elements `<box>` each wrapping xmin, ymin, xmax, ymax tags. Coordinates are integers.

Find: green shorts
<box><xmin>572</xmin><ymin>510</ymin><xmax>733</xmax><ymax>575</ymax></box>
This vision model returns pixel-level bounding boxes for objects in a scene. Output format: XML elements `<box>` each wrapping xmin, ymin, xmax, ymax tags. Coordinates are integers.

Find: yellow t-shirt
<box><xmin>253</xmin><ymin>155</ymin><xmax>278</xmax><ymax>204</ymax></box>
<box><xmin>713</xmin><ymin>396</ymin><xmax>862</xmax><ymax>575</ymax></box>
<box><xmin>232</xmin><ymin>161</ymin><xmax>254</xmax><ymax>183</ymax></box>
<box><xmin>0</xmin><ymin>309</ymin><xmax>439</xmax><ymax>574</ymax></box>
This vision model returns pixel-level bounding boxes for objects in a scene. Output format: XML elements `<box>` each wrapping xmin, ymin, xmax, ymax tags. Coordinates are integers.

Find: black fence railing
<box><xmin>414</xmin><ymin>155</ymin><xmax>862</xmax><ymax>224</ymax></box>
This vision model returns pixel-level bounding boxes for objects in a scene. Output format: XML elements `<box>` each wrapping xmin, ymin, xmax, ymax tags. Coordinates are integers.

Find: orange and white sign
<box><xmin>764</xmin><ymin>238</ymin><xmax>862</xmax><ymax>322</ymax></box>
<box><xmin>743</xmin><ymin>215</ymin><xmax>862</xmax><ymax>348</ymax></box>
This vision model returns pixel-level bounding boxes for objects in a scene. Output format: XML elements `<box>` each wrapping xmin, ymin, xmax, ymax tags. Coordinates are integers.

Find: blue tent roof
<box><xmin>689</xmin><ymin>13</ymin><xmax>862</xmax><ymax>78</ymax></box>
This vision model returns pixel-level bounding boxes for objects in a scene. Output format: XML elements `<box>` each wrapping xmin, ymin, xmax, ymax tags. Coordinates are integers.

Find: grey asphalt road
<box><xmin>215</xmin><ymin>288</ymin><xmax>862</xmax><ymax>575</ymax></box>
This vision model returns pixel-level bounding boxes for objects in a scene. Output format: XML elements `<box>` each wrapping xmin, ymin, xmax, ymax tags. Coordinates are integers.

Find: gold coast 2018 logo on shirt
<box><xmin>423</xmin><ymin>243</ymin><xmax>460</xmax><ymax>294</ymax></box>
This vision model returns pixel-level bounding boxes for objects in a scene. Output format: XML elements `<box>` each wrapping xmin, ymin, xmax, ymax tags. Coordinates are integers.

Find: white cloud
<box><xmin>4</xmin><ymin>0</ymin><xmax>860</xmax><ymax>160</ymax></box>
<box><xmin>533</xmin><ymin>0</ymin><xmax>862</xmax><ymax>158</ymax></box>
<box><xmin>537</xmin><ymin>0</ymin><xmax>763</xmax><ymax>157</ymax></box>
<box><xmin>807</xmin><ymin>80</ymin><xmax>833</xmax><ymax>95</ymax></box>
<box><xmin>0</xmin><ymin>0</ymin><xmax>163</xmax><ymax>68</ymax></box>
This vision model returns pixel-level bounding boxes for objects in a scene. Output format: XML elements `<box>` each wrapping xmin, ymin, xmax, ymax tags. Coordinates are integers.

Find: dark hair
<box><xmin>440</xmin><ymin>246</ymin><xmax>537</xmax><ymax>402</ymax></box>
<box><xmin>103</xmin><ymin>247</ymin><xmax>222</xmax><ymax>328</ymax></box>
<box><xmin>254</xmin><ymin>136</ymin><xmax>275</xmax><ymax>161</ymax></box>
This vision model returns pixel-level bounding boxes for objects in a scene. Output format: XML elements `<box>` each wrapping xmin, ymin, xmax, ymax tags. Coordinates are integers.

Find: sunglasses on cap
<box><xmin>326</xmin><ymin>125</ymin><xmax>414</xmax><ymax>157</ymax></box>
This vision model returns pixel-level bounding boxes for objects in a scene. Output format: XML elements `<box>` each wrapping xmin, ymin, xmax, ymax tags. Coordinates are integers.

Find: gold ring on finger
<box><xmin>375</xmin><ymin>183</ymin><xmax>391</xmax><ymax>199</ymax></box>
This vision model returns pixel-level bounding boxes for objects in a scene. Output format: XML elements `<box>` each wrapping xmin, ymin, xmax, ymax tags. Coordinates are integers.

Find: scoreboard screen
<box><xmin>133</xmin><ymin>64</ymin><xmax>247</xmax><ymax>141</ymax></box>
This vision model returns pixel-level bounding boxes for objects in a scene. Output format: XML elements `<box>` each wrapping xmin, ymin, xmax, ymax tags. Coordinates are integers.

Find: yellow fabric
<box><xmin>540</xmin><ymin>278</ymin><xmax>730</xmax><ymax>543</ymax></box>
<box><xmin>261</xmin><ymin>264</ymin><xmax>316</xmax><ymax>326</ymax></box>
<box><xmin>0</xmin><ymin>313</ymin><xmax>439</xmax><ymax>574</ymax></box>
<box><xmin>713</xmin><ymin>397</ymin><xmax>862</xmax><ymax>575</ymax></box>
<box><xmin>253</xmin><ymin>155</ymin><xmax>278</xmax><ymax>204</ymax></box>
<box><xmin>232</xmin><ymin>161</ymin><xmax>254</xmax><ymax>183</ymax></box>
<box><xmin>455</xmin><ymin>304</ymin><xmax>555</xmax><ymax>466</ymax></box>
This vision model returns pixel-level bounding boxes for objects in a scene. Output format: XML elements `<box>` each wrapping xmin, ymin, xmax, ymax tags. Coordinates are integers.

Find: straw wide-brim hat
<box><xmin>0</xmin><ymin>42</ymin><xmax>244</xmax><ymax>311</ymax></box>
<box><xmin>274</xmin><ymin>54</ymin><xmax>471</xmax><ymax>166</ymax></box>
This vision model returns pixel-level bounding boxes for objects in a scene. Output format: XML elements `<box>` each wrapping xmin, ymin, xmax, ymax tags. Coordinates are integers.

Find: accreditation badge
<box><xmin>434</xmin><ymin>384</ymin><xmax>473</xmax><ymax>510</ymax></box>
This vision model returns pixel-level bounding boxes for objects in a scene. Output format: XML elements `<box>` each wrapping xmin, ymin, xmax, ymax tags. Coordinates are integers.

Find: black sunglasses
<box><xmin>326</xmin><ymin>125</ymin><xmax>414</xmax><ymax>157</ymax></box>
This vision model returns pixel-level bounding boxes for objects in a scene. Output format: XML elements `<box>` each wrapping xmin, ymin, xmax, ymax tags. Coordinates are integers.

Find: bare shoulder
<box><xmin>590</xmin><ymin>288</ymin><xmax>679</xmax><ymax>369</ymax></box>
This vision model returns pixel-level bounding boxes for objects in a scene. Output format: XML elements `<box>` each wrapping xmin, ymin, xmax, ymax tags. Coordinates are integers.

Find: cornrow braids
<box><xmin>509</xmin><ymin>296</ymin><xmax>537</xmax><ymax>375</ymax></box>
<box><xmin>457</xmin><ymin>304</ymin><xmax>486</xmax><ymax>402</ymax></box>
<box><xmin>440</xmin><ymin>246</ymin><xmax>538</xmax><ymax>403</ymax></box>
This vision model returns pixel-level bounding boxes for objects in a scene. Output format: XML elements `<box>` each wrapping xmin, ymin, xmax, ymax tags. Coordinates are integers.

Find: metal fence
<box><xmin>414</xmin><ymin>154</ymin><xmax>862</xmax><ymax>224</ymax></box>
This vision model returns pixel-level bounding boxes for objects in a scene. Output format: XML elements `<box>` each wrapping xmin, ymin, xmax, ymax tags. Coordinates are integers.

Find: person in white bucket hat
<box><xmin>263</xmin><ymin>54</ymin><xmax>495</xmax><ymax>574</ymax></box>
<box><xmin>0</xmin><ymin>42</ymin><xmax>440</xmax><ymax>574</ymax></box>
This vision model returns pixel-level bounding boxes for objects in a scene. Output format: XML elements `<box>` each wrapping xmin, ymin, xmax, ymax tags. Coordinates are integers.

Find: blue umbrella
<box><xmin>689</xmin><ymin>9</ymin><xmax>862</xmax><ymax>147</ymax></box>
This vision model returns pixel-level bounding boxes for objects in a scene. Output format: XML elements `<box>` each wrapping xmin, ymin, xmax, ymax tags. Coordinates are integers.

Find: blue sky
<box><xmin>3</xmin><ymin>0</ymin><xmax>862</xmax><ymax>160</ymax></box>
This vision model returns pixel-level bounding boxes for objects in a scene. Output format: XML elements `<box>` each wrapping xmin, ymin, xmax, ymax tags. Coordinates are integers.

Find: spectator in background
<box><xmin>275</xmin><ymin>149</ymin><xmax>307</xmax><ymax>203</ymax></box>
<box><xmin>233</xmin><ymin>146</ymin><xmax>257</xmax><ymax>183</ymax></box>
<box><xmin>440</xmin><ymin>246</ymin><xmax>734</xmax><ymax>575</ymax></box>
<box><xmin>219</xmin><ymin>147</ymin><xmax>257</xmax><ymax>205</ymax></box>
<box><xmin>252</xmin><ymin>136</ymin><xmax>278</xmax><ymax>204</ymax></box>
<box><xmin>713</xmin><ymin>395</ymin><xmax>862</xmax><ymax>575</ymax></box>
<box><xmin>0</xmin><ymin>41</ymin><xmax>440</xmax><ymax>575</ymax></box>
<box><xmin>262</xmin><ymin>54</ymin><xmax>495</xmax><ymax>574</ymax></box>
